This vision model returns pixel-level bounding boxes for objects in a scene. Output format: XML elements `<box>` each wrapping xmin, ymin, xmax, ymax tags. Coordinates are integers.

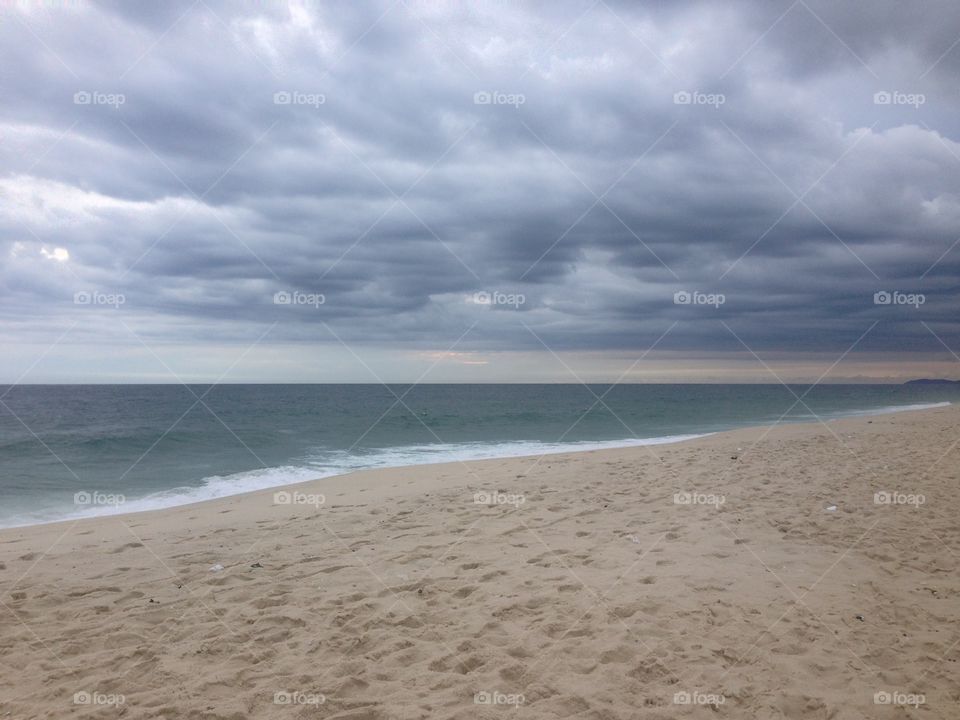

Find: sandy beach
<box><xmin>1</xmin><ymin>405</ymin><xmax>957</xmax><ymax>719</ymax></box>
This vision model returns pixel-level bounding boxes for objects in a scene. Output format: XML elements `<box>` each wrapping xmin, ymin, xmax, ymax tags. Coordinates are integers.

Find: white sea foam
<box><xmin>798</xmin><ymin>401</ymin><xmax>951</xmax><ymax>421</ymax></box>
<box><xmin>832</xmin><ymin>401</ymin><xmax>950</xmax><ymax>417</ymax></box>
<box><xmin>303</xmin><ymin>433</ymin><xmax>711</xmax><ymax>473</ymax></box>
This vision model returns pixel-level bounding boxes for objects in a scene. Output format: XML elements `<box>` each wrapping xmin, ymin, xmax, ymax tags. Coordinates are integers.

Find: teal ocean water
<box><xmin>0</xmin><ymin>384</ymin><xmax>955</xmax><ymax>528</ymax></box>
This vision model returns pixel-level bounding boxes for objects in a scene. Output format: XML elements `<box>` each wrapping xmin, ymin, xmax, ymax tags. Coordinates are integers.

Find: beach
<box><xmin>1</xmin><ymin>404</ymin><xmax>957</xmax><ymax>719</ymax></box>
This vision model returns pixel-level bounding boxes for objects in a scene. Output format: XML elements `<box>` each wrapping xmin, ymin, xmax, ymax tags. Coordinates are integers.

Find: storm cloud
<box><xmin>2</xmin><ymin>0</ymin><xmax>959</xmax><ymax>381</ymax></box>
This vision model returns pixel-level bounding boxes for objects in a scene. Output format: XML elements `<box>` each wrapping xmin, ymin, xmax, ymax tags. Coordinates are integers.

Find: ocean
<box><xmin>0</xmin><ymin>384</ymin><xmax>955</xmax><ymax>528</ymax></box>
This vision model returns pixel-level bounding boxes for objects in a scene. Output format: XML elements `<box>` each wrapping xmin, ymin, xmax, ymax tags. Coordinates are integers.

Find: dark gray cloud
<box><xmin>1</xmin><ymin>0</ymin><xmax>959</xmax><ymax>379</ymax></box>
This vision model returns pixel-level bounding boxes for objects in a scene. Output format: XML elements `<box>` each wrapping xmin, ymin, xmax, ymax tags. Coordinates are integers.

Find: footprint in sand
<box><xmin>108</xmin><ymin>542</ymin><xmax>144</xmax><ymax>553</ymax></box>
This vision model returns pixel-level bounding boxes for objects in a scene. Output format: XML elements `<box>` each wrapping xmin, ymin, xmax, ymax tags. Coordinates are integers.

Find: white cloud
<box><xmin>40</xmin><ymin>246</ymin><xmax>70</xmax><ymax>262</ymax></box>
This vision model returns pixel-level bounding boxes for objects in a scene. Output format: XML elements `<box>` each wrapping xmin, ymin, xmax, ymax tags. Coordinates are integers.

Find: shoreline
<box><xmin>1</xmin><ymin>402</ymin><xmax>957</xmax><ymax>718</ymax></box>
<box><xmin>1</xmin><ymin>400</ymin><xmax>952</xmax><ymax>533</ymax></box>
<box><xmin>0</xmin><ymin>402</ymin><xmax>951</xmax><ymax>541</ymax></box>
<box><xmin>0</xmin><ymin>432</ymin><xmax>715</xmax><ymax>533</ymax></box>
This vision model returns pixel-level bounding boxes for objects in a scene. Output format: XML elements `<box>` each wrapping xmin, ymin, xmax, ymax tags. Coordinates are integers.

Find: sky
<box><xmin>1</xmin><ymin>0</ymin><xmax>959</xmax><ymax>383</ymax></box>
